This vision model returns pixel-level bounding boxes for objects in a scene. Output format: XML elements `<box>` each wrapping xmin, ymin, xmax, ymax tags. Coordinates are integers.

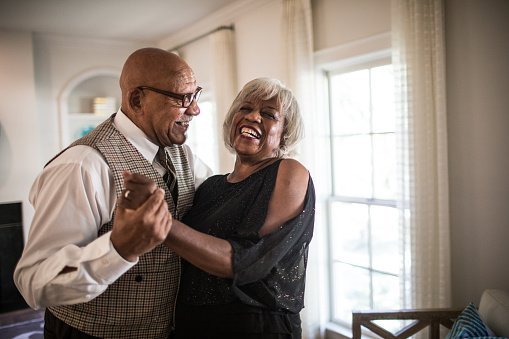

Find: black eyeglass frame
<box><xmin>137</xmin><ymin>85</ymin><xmax>202</xmax><ymax>108</ymax></box>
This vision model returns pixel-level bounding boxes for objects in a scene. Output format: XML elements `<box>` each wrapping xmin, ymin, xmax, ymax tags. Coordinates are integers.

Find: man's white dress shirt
<box><xmin>14</xmin><ymin>110</ymin><xmax>212</xmax><ymax>309</ymax></box>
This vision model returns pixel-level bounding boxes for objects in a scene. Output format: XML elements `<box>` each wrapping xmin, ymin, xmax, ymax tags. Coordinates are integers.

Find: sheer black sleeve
<box><xmin>229</xmin><ymin>178</ymin><xmax>315</xmax><ymax>313</ymax></box>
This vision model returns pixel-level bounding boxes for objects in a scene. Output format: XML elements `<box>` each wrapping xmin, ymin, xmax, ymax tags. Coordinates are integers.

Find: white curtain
<box><xmin>282</xmin><ymin>0</ymin><xmax>315</xmax><ymax>168</ymax></box>
<box><xmin>209</xmin><ymin>28</ymin><xmax>237</xmax><ymax>173</ymax></box>
<box><xmin>392</xmin><ymin>0</ymin><xmax>451</xmax><ymax>310</ymax></box>
<box><xmin>282</xmin><ymin>0</ymin><xmax>321</xmax><ymax>338</ymax></box>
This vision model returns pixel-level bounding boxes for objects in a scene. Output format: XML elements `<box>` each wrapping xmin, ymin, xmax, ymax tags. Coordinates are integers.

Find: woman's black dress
<box><xmin>173</xmin><ymin>159</ymin><xmax>315</xmax><ymax>339</ymax></box>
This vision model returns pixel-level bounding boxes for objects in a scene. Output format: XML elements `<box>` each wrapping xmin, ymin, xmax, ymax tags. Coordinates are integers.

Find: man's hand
<box><xmin>118</xmin><ymin>172</ymin><xmax>157</xmax><ymax>210</ymax></box>
<box><xmin>111</xmin><ymin>172</ymin><xmax>172</xmax><ymax>262</ymax></box>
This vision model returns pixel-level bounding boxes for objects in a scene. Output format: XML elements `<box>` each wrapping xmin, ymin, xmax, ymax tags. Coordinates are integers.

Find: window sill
<box><xmin>324</xmin><ymin>322</ymin><xmax>352</xmax><ymax>339</ymax></box>
<box><xmin>324</xmin><ymin>321</ymin><xmax>379</xmax><ymax>339</ymax></box>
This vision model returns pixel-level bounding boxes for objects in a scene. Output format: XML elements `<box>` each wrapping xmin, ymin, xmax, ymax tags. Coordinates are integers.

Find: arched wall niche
<box><xmin>58</xmin><ymin>67</ymin><xmax>120</xmax><ymax>147</ymax></box>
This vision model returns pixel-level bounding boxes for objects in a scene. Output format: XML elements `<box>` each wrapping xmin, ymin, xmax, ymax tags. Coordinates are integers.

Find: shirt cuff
<box><xmin>85</xmin><ymin>232</ymin><xmax>138</xmax><ymax>284</ymax></box>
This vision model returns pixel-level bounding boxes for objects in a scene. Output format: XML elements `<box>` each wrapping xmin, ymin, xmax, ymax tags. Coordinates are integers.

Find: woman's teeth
<box><xmin>240</xmin><ymin>127</ymin><xmax>260</xmax><ymax>139</ymax></box>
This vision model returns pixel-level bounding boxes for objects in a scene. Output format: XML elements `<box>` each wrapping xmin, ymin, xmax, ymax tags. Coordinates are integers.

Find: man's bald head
<box><xmin>119</xmin><ymin>48</ymin><xmax>195</xmax><ymax>110</ymax></box>
<box><xmin>118</xmin><ymin>47</ymin><xmax>200</xmax><ymax>147</ymax></box>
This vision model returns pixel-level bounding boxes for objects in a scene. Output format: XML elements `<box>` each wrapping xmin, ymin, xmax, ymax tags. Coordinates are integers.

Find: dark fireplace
<box><xmin>0</xmin><ymin>202</ymin><xmax>28</xmax><ymax>313</ymax></box>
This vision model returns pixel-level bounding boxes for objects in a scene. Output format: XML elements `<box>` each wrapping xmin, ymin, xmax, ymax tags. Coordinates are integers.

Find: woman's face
<box><xmin>229</xmin><ymin>97</ymin><xmax>285</xmax><ymax>161</ymax></box>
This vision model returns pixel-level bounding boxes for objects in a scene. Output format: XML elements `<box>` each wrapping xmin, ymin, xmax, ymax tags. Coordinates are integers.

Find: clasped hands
<box><xmin>111</xmin><ymin>171</ymin><xmax>172</xmax><ymax>262</ymax></box>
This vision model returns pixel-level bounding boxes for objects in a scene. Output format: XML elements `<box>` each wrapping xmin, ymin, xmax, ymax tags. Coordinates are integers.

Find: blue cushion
<box><xmin>446</xmin><ymin>303</ymin><xmax>490</xmax><ymax>339</ymax></box>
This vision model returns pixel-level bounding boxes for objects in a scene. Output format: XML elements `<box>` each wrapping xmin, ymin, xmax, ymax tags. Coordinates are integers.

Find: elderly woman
<box><xmin>123</xmin><ymin>78</ymin><xmax>315</xmax><ymax>338</ymax></box>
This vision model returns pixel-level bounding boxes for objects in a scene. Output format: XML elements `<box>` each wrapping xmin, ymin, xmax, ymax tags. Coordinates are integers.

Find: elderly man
<box><xmin>14</xmin><ymin>48</ymin><xmax>211</xmax><ymax>338</ymax></box>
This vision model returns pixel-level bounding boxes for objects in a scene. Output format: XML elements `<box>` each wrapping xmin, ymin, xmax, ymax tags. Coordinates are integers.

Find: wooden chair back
<box><xmin>352</xmin><ymin>308</ymin><xmax>462</xmax><ymax>338</ymax></box>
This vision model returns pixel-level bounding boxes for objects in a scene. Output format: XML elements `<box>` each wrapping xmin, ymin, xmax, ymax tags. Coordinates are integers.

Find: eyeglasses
<box><xmin>138</xmin><ymin>85</ymin><xmax>202</xmax><ymax>108</ymax></box>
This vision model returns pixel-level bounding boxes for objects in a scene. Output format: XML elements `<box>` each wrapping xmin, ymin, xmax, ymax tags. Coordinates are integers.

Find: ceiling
<box><xmin>0</xmin><ymin>0</ymin><xmax>241</xmax><ymax>41</ymax></box>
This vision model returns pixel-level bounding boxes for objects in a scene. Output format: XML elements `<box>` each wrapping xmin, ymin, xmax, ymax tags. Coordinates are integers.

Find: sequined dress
<box><xmin>174</xmin><ymin>159</ymin><xmax>315</xmax><ymax>338</ymax></box>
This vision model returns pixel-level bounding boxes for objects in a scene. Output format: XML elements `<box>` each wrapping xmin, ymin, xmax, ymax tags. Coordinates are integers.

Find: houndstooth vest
<box><xmin>48</xmin><ymin>115</ymin><xmax>195</xmax><ymax>338</ymax></box>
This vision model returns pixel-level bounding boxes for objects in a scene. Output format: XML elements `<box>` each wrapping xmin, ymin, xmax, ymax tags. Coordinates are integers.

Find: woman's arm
<box><xmin>165</xmin><ymin>220</ymin><xmax>233</xmax><ymax>278</ymax></box>
<box><xmin>121</xmin><ymin>159</ymin><xmax>310</xmax><ymax>279</ymax></box>
<box><xmin>165</xmin><ymin>159</ymin><xmax>309</xmax><ymax>278</ymax></box>
<box><xmin>120</xmin><ymin>172</ymin><xmax>233</xmax><ymax>278</ymax></box>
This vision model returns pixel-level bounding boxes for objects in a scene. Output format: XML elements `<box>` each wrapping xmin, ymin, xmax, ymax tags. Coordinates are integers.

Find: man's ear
<box><xmin>129</xmin><ymin>88</ymin><xmax>143</xmax><ymax>113</ymax></box>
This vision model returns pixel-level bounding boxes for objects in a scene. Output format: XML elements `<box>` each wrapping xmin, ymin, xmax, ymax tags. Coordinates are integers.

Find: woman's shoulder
<box><xmin>276</xmin><ymin>158</ymin><xmax>309</xmax><ymax>183</ymax></box>
<box><xmin>273</xmin><ymin>158</ymin><xmax>310</xmax><ymax>205</ymax></box>
<box><xmin>257</xmin><ymin>158</ymin><xmax>311</xmax><ymax>237</ymax></box>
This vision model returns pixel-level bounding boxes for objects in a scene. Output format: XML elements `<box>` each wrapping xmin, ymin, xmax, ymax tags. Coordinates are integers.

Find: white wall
<box><xmin>33</xmin><ymin>34</ymin><xmax>152</xmax><ymax>161</ymax></box>
<box><xmin>0</xmin><ymin>31</ymin><xmax>152</xmax><ymax>239</ymax></box>
<box><xmin>446</xmin><ymin>0</ymin><xmax>509</xmax><ymax>307</ymax></box>
<box><xmin>0</xmin><ymin>30</ymin><xmax>40</xmax><ymax>235</ymax></box>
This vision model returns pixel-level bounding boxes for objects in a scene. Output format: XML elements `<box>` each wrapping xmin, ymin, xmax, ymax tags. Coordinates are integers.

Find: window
<box><xmin>327</xmin><ymin>61</ymin><xmax>401</xmax><ymax>325</ymax></box>
<box><xmin>186</xmin><ymin>100</ymin><xmax>219</xmax><ymax>173</ymax></box>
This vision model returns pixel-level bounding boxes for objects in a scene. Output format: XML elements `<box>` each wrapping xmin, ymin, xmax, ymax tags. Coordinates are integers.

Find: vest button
<box><xmin>135</xmin><ymin>275</ymin><xmax>143</xmax><ymax>283</ymax></box>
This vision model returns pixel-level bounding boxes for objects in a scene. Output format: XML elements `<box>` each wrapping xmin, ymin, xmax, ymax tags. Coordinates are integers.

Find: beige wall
<box><xmin>312</xmin><ymin>0</ymin><xmax>391</xmax><ymax>51</ymax></box>
<box><xmin>160</xmin><ymin>0</ymin><xmax>284</xmax><ymax>98</ymax></box>
<box><xmin>0</xmin><ymin>30</ymin><xmax>39</xmax><ymax>233</ymax></box>
<box><xmin>445</xmin><ymin>0</ymin><xmax>509</xmax><ymax>307</ymax></box>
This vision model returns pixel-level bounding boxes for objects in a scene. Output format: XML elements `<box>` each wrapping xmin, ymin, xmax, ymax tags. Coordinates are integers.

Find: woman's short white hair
<box><xmin>222</xmin><ymin>77</ymin><xmax>304</xmax><ymax>158</ymax></box>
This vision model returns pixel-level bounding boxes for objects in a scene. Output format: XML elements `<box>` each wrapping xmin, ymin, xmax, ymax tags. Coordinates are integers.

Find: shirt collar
<box><xmin>113</xmin><ymin>108</ymin><xmax>159</xmax><ymax>163</ymax></box>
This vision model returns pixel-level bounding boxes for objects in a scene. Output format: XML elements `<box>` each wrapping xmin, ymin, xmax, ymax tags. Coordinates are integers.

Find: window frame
<box><xmin>313</xmin><ymin>32</ymin><xmax>393</xmax><ymax>336</ymax></box>
<box><xmin>325</xmin><ymin>57</ymin><xmax>399</xmax><ymax>327</ymax></box>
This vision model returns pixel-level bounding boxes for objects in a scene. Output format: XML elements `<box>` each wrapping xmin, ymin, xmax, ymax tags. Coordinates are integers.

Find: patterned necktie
<box><xmin>157</xmin><ymin>147</ymin><xmax>178</xmax><ymax>204</ymax></box>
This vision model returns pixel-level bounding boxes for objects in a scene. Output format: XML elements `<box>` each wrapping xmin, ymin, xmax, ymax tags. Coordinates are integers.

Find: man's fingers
<box><xmin>138</xmin><ymin>189</ymin><xmax>171</xmax><ymax>239</ymax></box>
<box><xmin>121</xmin><ymin>172</ymin><xmax>158</xmax><ymax>210</ymax></box>
<box><xmin>158</xmin><ymin>204</ymin><xmax>171</xmax><ymax>234</ymax></box>
<box><xmin>115</xmin><ymin>203</ymin><xmax>126</xmax><ymax>215</ymax></box>
<box><xmin>138</xmin><ymin>188</ymin><xmax>166</xmax><ymax>214</ymax></box>
<box><xmin>154</xmin><ymin>196</ymin><xmax>170</xmax><ymax>223</ymax></box>
<box><xmin>125</xmin><ymin>180</ymin><xmax>157</xmax><ymax>193</ymax></box>
<box><xmin>117</xmin><ymin>189</ymin><xmax>138</xmax><ymax>209</ymax></box>
<box><xmin>154</xmin><ymin>198</ymin><xmax>172</xmax><ymax>238</ymax></box>
<box><xmin>124</xmin><ymin>181</ymin><xmax>156</xmax><ymax>206</ymax></box>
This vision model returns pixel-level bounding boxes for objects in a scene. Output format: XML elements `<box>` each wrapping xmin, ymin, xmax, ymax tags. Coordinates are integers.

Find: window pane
<box><xmin>371</xmin><ymin>205</ymin><xmax>399</xmax><ymax>274</ymax></box>
<box><xmin>330</xmin><ymin>70</ymin><xmax>370</xmax><ymax>135</ymax></box>
<box><xmin>372</xmin><ymin>133</ymin><xmax>396</xmax><ymax>200</ymax></box>
<box><xmin>327</xmin><ymin>60</ymin><xmax>399</xmax><ymax>329</ymax></box>
<box><xmin>371</xmin><ymin>65</ymin><xmax>395</xmax><ymax>133</ymax></box>
<box><xmin>332</xmin><ymin>263</ymin><xmax>370</xmax><ymax>322</ymax></box>
<box><xmin>372</xmin><ymin>271</ymin><xmax>400</xmax><ymax>309</ymax></box>
<box><xmin>372</xmin><ymin>272</ymin><xmax>402</xmax><ymax>335</ymax></box>
<box><xmin>330</xmin><ymin>202</ymin><xmax>369</xmax><ymax>267</ymax></box>
<box><xmin>333</xmin><ymin>135</ymin><xmax>372</xmax><ymax>197</ymax></box>
<box><xmin>186</xmin><ymin>101</ymin><xmax>219</xmax><ymax>172</ymax></box>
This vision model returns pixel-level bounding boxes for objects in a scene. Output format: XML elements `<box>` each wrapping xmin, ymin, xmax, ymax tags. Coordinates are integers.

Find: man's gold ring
<box><xmin>124</xmin><ymin>190</ymin><xmax>131</xmax><ymax>200</ymax></box>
